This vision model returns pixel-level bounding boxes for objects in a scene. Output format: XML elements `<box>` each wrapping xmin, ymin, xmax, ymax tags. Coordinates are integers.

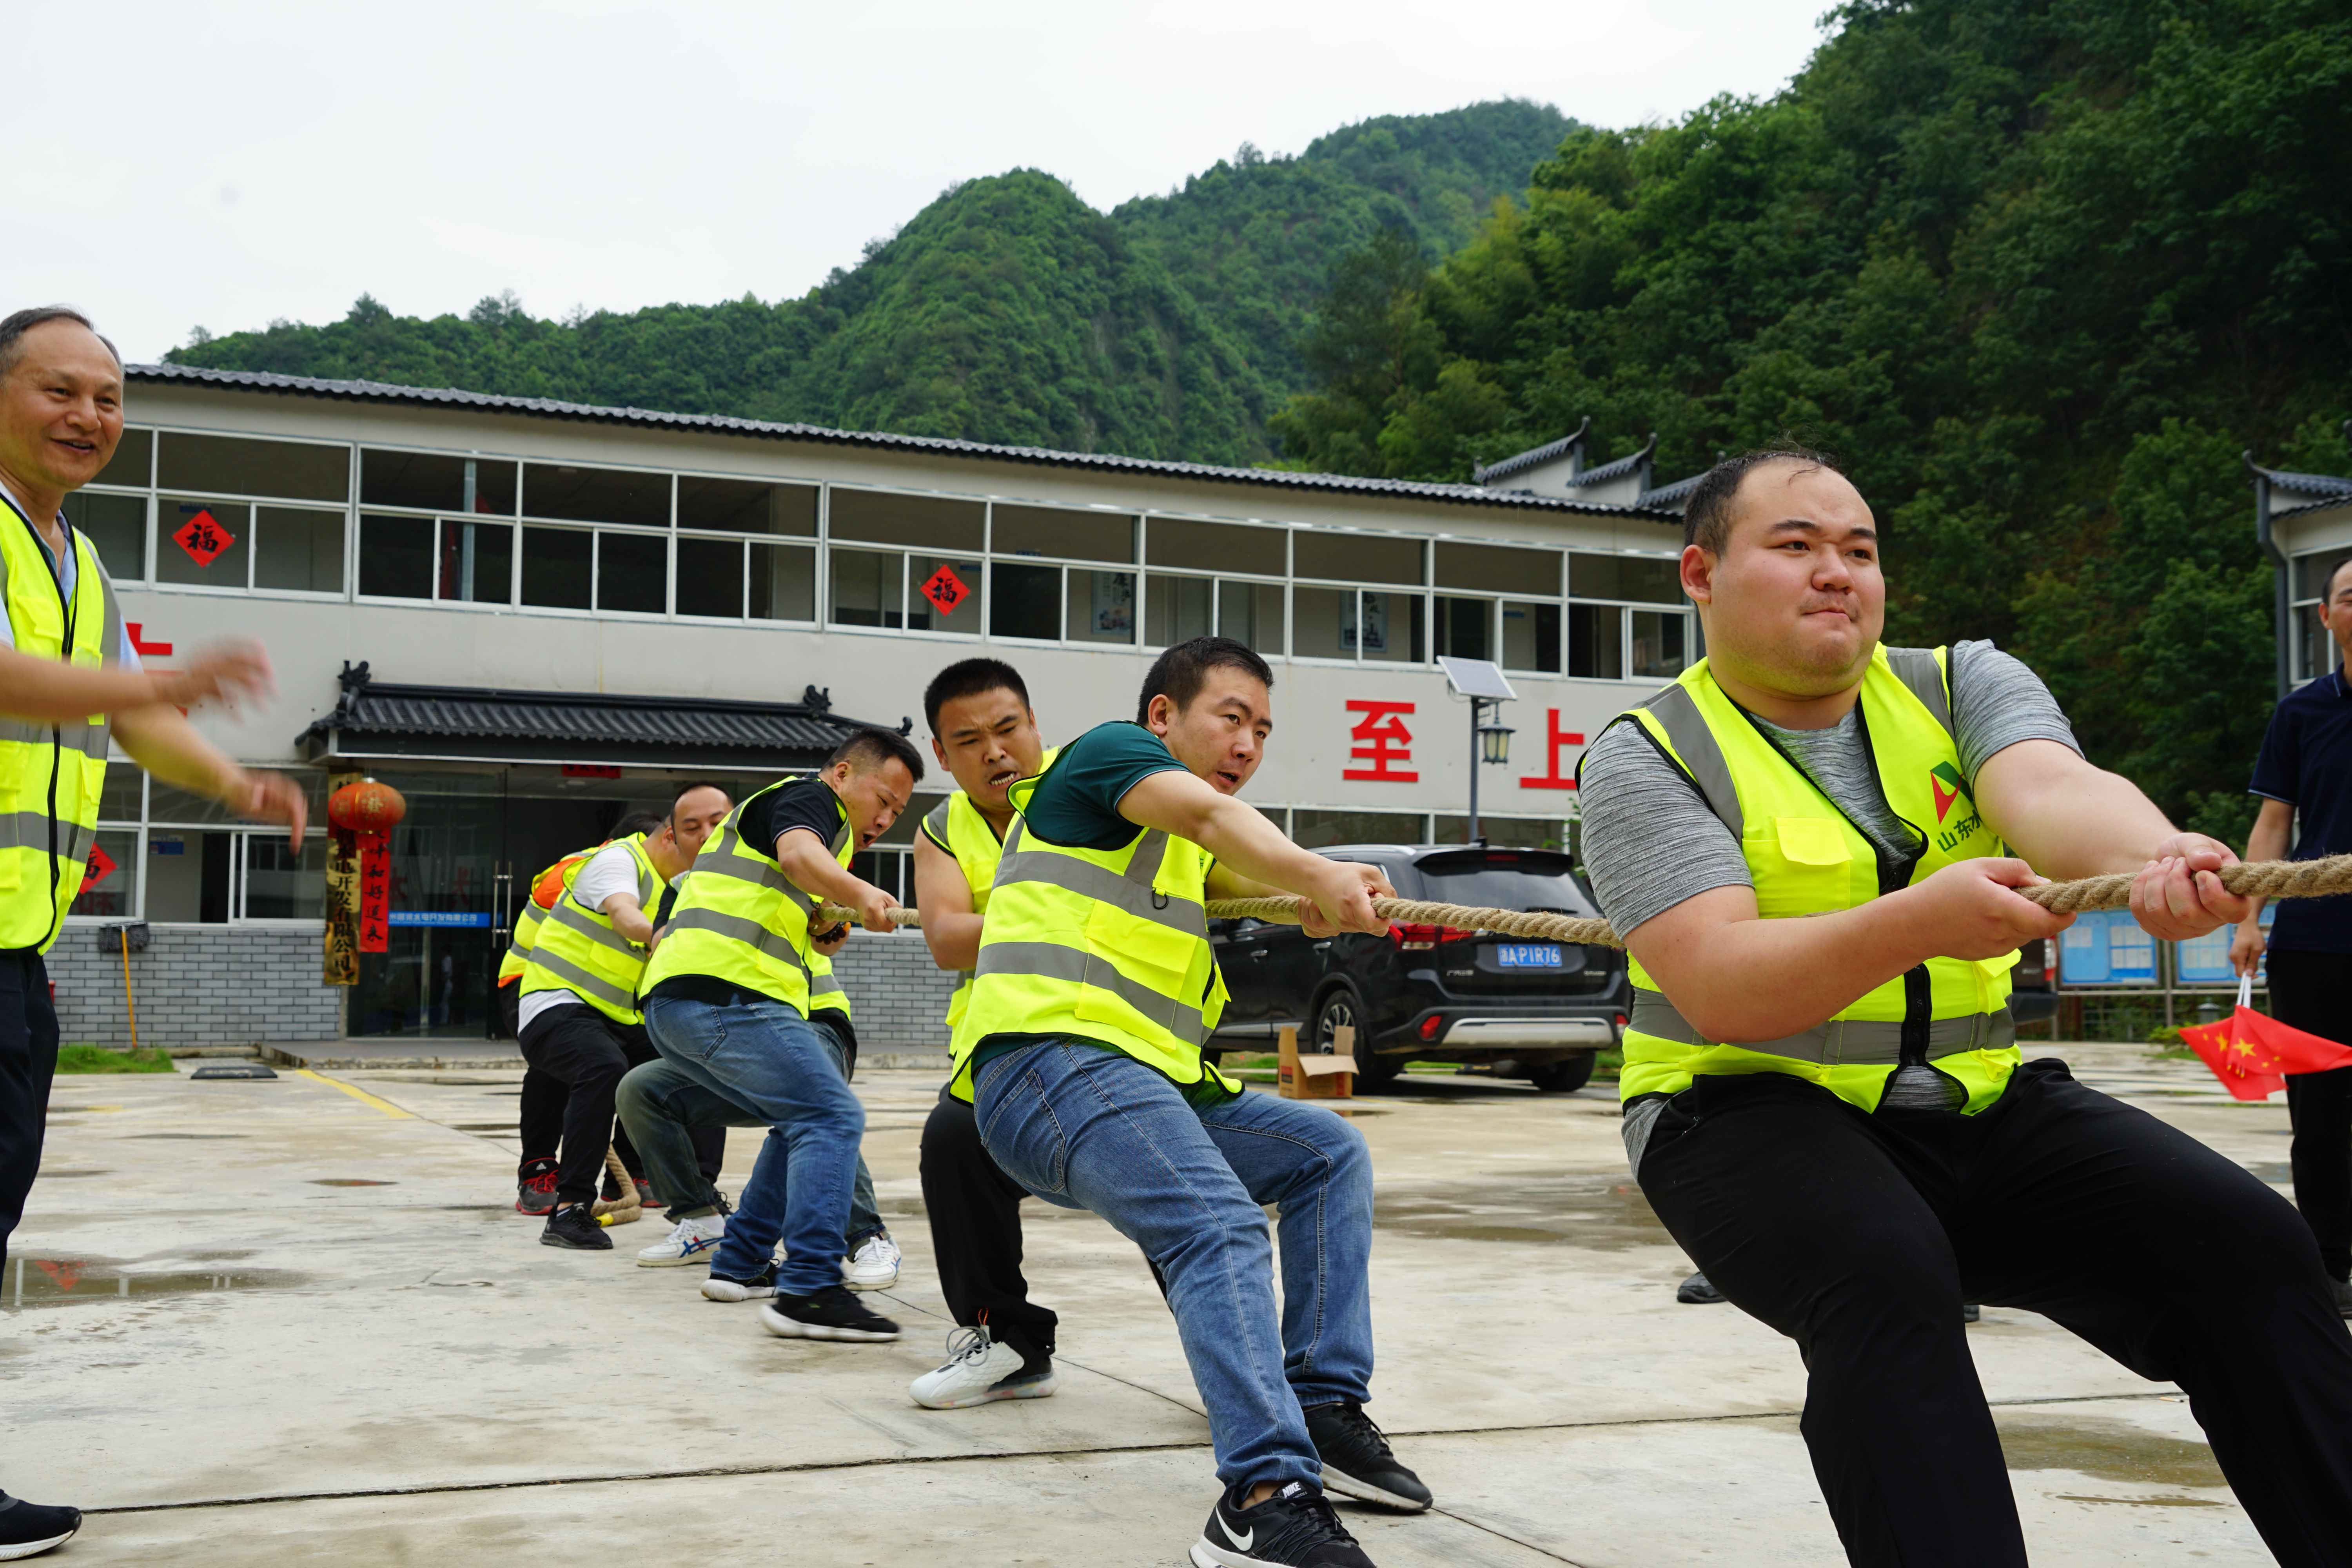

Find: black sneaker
<box><xmin>1304</xmin><ymin>1400</ymin><xmax>1430</xmax><ymax>1512</ymax></box>
<box><xmin>515</xmin><ymin>1156</ymin><xmax>559</xmax><ymax>1215</ymax></box>
<box><xmin>540</xmin><ymin>1203</ymin><xmax>611</xmax><ymax>1251</ymax></box>
<box><xmin>0</xmin><ymin>1491</ymin><xmax>82</xmax><ymax>1559</ymax></box>
<box><xmin>760</xmin><ymin>1284</ymin><xmax>901</xmax><ymax>1342</ymax></box>
<box><xmin>1676</xmin><ymin>1270</ymin><xmax>1725</xmax><ymax>1304</ymax></box>
<box><xmin>701</xmin><ymin>1264</ymin><xmax>776</xmax><ymax>1302</ymax></box>
<box><xmin>1191</xmin><ymin>1481</ymin><xmax>1373</xmax><ymax>1568</ymax></box>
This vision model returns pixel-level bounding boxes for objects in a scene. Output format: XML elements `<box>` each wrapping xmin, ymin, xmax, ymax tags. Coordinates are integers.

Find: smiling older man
<box><xmin>1576</xmin><ymin>446</ymin><xmax>2352</xmax><ymax>1568</ymax></box>
<box><xmin>0</xmin><ymin>306</ymin><xmax>308</xmax><ymax>1560</ymax></box>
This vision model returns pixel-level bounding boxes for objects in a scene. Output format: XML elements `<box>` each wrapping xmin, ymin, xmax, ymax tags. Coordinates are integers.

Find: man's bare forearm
<box><xmin>775</xmin><ymin>831</ymin><xmax>884</xmax><ymax>908</ymax></box>
<box><xmin>1629</xmin><ymin>887</ymin><xmax>1951</xmax><ymax>1042</ymax></box>
<box><xmin>111</xmin><ymin>704</ymin><xmax>240</xmax><ymax>799</ymax></box>
<box><xmin>0</xmin><ymin>646</ymin><xmax>169</xmax><ymax>723</ymax></box>
<box><xmin>1979</xmin><ymin>742</ymin><xmax>2181</xmax><ymax>878</ymax></box>
<box><xmin>1119</xmin><ymin>775</ymin><xmax>1330</xmax><ymax>898</ymax></box>
<box><xmin>912</xmin><ymin>836</ymin><xmax>982</xmax><ymax>969</ymax></box>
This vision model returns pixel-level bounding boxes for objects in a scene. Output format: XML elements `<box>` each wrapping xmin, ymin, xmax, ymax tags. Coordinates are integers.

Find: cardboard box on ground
<box><xmin>1277</xmin><ymin>1024</ymin><xmax>1356</xmax><ymax>1100</ymax></box>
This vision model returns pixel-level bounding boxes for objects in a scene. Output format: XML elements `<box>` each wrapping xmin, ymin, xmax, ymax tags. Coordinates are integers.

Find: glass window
<box><xmin>99</xmin><ymin>770</ymin><xmax>143</xmax><ymax>824</ymax></box>
<box><xmin>829</xmin><ymin>488</ymin><xmax>984</xmax><ymax>551</ymax></box>
<box><xmin>1570</xmin><ymin>552</ymin><xmax>1683</xmax><ymax>604</ymax></box>
<box><xmin>1430</xmin><ymin>815</ymin><xmax>1568</xmax><ymax>851</ymax></box>
<box><xmin>749</xmin><ymin>543</ymin><xmax>817</xmax><ymax>622</ymax></box>
<box><xmin>1292</xmin><ymin>809</ymin><xmax>1426</xmax><ymax>849</ymax></box>
<box><xmin>1569</xmin><ymin>604</ymin><xmax>1624</xmax><ymax>679</ymax></box>
<box><xmin>830</xmin><ymin>547</ymin><xmax>900</xmax><ymax>627</ymax></box>
<box><xmin>523</xmin><ymin>464</ymin><xmax>668</xmax><ymax>527</ymax></box>
<box><xmin>1219</xmin><ymin>581</ymin><xmax>1283</xmax><ymax>656</ymax></box>
<box><xmin>2294</xmin><ymin>550</ymin><xmax>2352</xmax><ymax>602</ymax></box>
<box><xmin>1502</xmin><ymin>600</ymin><xmax>1562</xmax><ymax>673</ymax></box>
<box><xmin>244</xmin><ymin>835</ymin><xmax>327</xmax><ymax>920</ymax></box>
<box><xmin>1296</xmin><ymin>530</ymin><xmax>1422</xmax><ymax>585</ymax></box>
<box><xmin>1435</xmin><ymin>596</ymin><xmax>1492</xmax><ymax>661</ymax></box>
<box><xmin>991</xmin><ymin>562</ymin><xmax>1060</xmax><ymax>640</ymax></box>
<box><xmin>994</xmin><ymin>505</ymin><xmax>1134</xmax><ymax>564</ymax></box>
<box><xmin>158</xmin><ymin>434</ymin><xmax>348</xmax><ymax>502</ymax></box>
<box><xmin>359</xmin><ymin>514</ymin><xmax>434</xmax><ymax>599</ymax></box>
<box><xmin>678</xmin><ymin>476</ymin><xmax>817</xmax><ymax>536</ymax></box>
<box><xmin>150</xmin><ymin>783</ymin><xmax>240</xmax><ymax>826</ymax></box>
<box><xmin>677</xmin><ymin>536</ymin><xmax>744</xmax><ymax>618</ymax></box>
<box><xmin>1356</xmin><ymin>590</ymin><xmax>1425</xmax><ymax>664</ymax></box>
<box><xmin>521</xmin><ymin>526</ymin><xmax>593</xmax><ymax>609</ymax></box>
<box><xmin>1294</xmin><ymin>586</ymin><xmax>1351</xmax><ymax>659</ymax></box>
<box><xmin>69</xmin><ymin>828</ymin><xmax>138</xmax><ymax>918</ymax></box>
<box><xmin>156</xmin><ymin>497</ymin><xmax>250</xmax><ymax>587</ymax></box>
<box><xmin>96</xmin><ymin>428</ymin><xmax>151</xmax><ymax>487</ymax></box>
<box><xmin>597</xmin><ymin>532</ymin><xmax>668</xmax><ymax>614</ymax></box>
<box><xmin>252</xmin><ymin>506</ymin><xmax>345</xmax><ymax>593</ymax></box>
<box><xmin>908</xmin><ymin>553</ymin><xmax>983</xmax><ymax>632</ymax></box>
<box><xmin>1631</xmin><ymin>610</ymin><xmax>1689</xmax><ymax>678</ymax></box>
<box><xmin>1146</xmin><ymin>575</ymin><xmax>1213</xmax><ymax>646</ymax></box>
<box><xmin>144</xmin><ymin>829</ymin><xmax>235</xmax><ymax>922</ymax></box>
<box><xmin>1436</xmin><ymin>541</ymin><xmax>1560</xmax><ymax>595</ymax></box>
<box><xmin>440</xmin><ymin>519</ymin><xmax>513</xmax><ymax>603</ymax></box>
<box><xmin>1067</xmin><ymin>570</ymin><xmax>1135</xmax><ymax>645</ymax></box>
<box><xmin>1146</xmin><ymin>517</ymin><xmax>1285</xmax><ymax>576</ymax></box>
<box><xmin>361</xmin><ymin>450</ymin><xmax>517</xmax><ymax>514</ymax></box>
<box><xmin>63</xmin><ymin>491</ymin><xmax>146</xmax><ymax>581</ymax></box>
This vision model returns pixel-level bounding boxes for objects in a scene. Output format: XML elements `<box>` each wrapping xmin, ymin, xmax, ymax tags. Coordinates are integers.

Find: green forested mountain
<box><xmin>167</xmin><ymin>101</ymin><xmax>1572</xmax><ymax>465</ymax></box>
<box><xmin>1273</xmin><ymin>0</ymin><xmax>2352</xmax><ymax>842</ymax></box>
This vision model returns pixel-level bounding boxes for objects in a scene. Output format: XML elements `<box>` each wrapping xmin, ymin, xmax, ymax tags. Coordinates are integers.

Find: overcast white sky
<box><xmin>6</xmin><ymin>0</ymin><xmax>1833</xmax><ymax>362</ymax></box>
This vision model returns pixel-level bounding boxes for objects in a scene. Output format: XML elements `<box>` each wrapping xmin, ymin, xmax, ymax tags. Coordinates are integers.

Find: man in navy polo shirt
<box><xmin>2237</xmin><ymin>552</ymin><xmax>2352</xmax><ymax>1316</ymax></box>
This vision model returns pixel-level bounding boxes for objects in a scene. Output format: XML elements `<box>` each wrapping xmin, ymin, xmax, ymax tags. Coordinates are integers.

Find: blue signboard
<box><xmin>2174</xmin><ymin>904</ymin><xmax>2273</xmax><ymax>985</ymax></box>
<box><xmin>386</xmin><ymin>911</ymin><xmax>492</xmax><ymax>929</ymax></box>
<box><xmin>2057</xmin><ymin>909</ymin><xmax>2157</xmax><ymax>985</ymax></box>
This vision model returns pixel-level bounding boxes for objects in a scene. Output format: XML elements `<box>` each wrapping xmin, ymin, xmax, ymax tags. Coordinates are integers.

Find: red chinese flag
<box><xmin>2180</xmin><ymin>1005</ymin><xmax>2352</xmax><ymax>1100</ymax></box>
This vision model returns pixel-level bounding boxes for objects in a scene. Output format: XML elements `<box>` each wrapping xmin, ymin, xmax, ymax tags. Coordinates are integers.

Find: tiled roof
<box><xmin>2249</xmin><ymin>459</ymin><xmax>2352</xmax><ymax>500</ymax></box>
<box><xmin>1635</xmin><ymin>472</ymin><xmax>1705</xmax><ymax>511</ymax></box>
<box><xmin>299</xmin><ymin>668</ymin><xmax>907</xmax><ymax>767</ymax></box>
<box><xmin>132</xmin><ymin>364</ymin><xmax>1673</xmax><ymax>520</ymax></box>
<box><xmin>1472</xmin><ymin>417</ymin><xmax>1592</xmax><ymax>485</ymax></box>
<box><xmin>1570</xmin><ymin>433</ymin><xmax>1658</xmax><ymax>488</ymax></box>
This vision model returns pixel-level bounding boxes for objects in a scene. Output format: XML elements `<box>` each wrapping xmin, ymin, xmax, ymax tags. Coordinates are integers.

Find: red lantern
<box><xmin>328</xmin><ymin>781</ymin><xmax>407</xmax><ymax>954</ymax></box>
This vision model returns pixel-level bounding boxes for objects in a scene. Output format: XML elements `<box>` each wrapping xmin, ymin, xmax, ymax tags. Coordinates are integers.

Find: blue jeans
<box><xmin>642</xmin><ymin>992</ymin><xmax>866</xmax><ymax>1294</ymax></box>
<box><xmin>974</xmin><ymin>1039</ymin><xmax>1376</xmax><ymax>1488</ymax></box>
<box><xmin>615</xmin><ymin>1020</ymin><xmax>884</xmax><ymax>1245</ymax></box>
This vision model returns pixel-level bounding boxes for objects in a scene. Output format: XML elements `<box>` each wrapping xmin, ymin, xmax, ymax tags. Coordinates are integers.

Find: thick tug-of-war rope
<box><xmin>817</xmin><ymin>853</ymin><xmax>2352</xmax><ymax>954</ymax></box>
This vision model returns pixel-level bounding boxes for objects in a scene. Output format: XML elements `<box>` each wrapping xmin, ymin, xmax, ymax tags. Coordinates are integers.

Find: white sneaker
<box><xmin>842</xmin><ymin>1232</ymin><xmax>901</xmax><ymax>1291</ymax></box>
<box><xmin>637</xmin><ymin>1210</ymin><xmax>727</xmax><ymax>1268</ymax></box>
<box><xmin>909</xmin><ymin>1325</ymin><xmax>1058</xmax><ymax>1409</ymax></box>
<box><xmin>700</xmin><ymin>1265</ymin><xmax>776</xmax><ymax>1302</ymax></box>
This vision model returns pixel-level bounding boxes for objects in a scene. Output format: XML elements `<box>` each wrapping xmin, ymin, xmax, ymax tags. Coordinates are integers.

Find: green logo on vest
<box><xmin>1929</xmin><ymin>762</ymin><xmax>1973</xmax><ymax>823</ymax></box>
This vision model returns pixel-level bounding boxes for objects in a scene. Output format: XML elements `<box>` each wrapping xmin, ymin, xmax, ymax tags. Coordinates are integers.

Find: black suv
<box><xmin>1209</xmin><ymin>843</ymin><xmax>1625</xmax><ymax>1093</ymax></box>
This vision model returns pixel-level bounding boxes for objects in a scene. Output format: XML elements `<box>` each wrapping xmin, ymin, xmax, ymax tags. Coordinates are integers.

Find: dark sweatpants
<box><xmin>517</xmin><ymin>1005</ymin><xmax>656</xmax><ymax>1206</ymax></box>
<box><xmin>1637</xmin><ymin>1059</ymin><xmax>2352</xmax><ymax>1568</ymax></box>
<box><xmin>920</xmin><ymin>1085</ymin><xmax>1059</xmax><ymax>1363</ymax></box>
<box><xmin>0</xmin><ymin>950</ymin><xmax>58</xmax><ymax>1274</ymax></box>
<box><xmin>2268</xmin><ymin>950</ymin><xmax>2352</xmax><ymax>1281</ymax></box>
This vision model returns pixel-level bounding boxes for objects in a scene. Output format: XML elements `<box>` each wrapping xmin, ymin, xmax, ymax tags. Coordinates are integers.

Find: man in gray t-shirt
<box><xmin>1571</xmin><ymin>447</ymin><xmax>2352</xmax><ymax>1567</ymax></box>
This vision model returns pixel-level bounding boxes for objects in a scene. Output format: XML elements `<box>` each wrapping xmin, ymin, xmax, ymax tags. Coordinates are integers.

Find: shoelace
<box><xmin>938</xmin><ymin>1325</ymin><xmax>995</xmax><ymax>1369</ymax></box>
<box><xmin>1328</xmin><ymin>1401</ymin><xmax>1394</xmax><ymax>1458</ymax></box>
<box><xmin>661</xmin><ymin>1216</ymin><xmax>709</xmax><ymax>1247</ymax></box>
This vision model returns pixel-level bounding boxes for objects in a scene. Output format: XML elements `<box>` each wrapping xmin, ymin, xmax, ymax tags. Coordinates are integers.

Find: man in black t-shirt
<box><xmin>2237</xmin><ymin>554</ymin><xmax>2352</xmax><ymax>1315</ymax></box>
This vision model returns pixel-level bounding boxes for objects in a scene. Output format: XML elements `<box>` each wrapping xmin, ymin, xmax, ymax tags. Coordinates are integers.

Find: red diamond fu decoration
<box><xmin>921</xmin><ymin>563</ymin><xmax>970</xmax><ymax>617</ymax></box>
<box><xmin>84</xmin><ymin>843</ymin><xmax>116</xmax><ymax>888</ymax></box>
<box><xmin>172</xmin><ymin>508</ymin><xmax>235</xmax><ymax>568</ymax></box>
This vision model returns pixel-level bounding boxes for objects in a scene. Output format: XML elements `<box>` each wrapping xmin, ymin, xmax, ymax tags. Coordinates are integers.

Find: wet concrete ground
<box><xmin>4</xmin><ymin>1045</ymin><xmax>2294</xmax><ymax>1564</ymax></box>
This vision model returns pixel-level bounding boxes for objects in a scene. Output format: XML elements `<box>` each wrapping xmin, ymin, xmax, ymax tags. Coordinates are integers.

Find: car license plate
<box><xmin>1495</xmin><ymin>943</ymin><xmax>1563</xmax><ymax>968</ymax></box>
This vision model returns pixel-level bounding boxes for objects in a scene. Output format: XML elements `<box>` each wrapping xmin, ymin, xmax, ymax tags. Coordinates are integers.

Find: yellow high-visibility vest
<box><xmin>921</xmin><ymin>745</ymin><xmax>1058</xmax><ymax>1027</ymax></box>
<box><xmin>0</xmin><ymin>502</ymin><xmax>123</xmax><ymax>953</ymax></box>
<box><xmin>1584</xmin><ymin>646</ymin><xmax>2019</xmax><ymax>1114</ymax></box>
<box><xmin>519</xmin><ymin>835</ymin><xmax>658</xmax><ymax>1025</ymax></box>
<box><xmin>640</xmin><ymin>777</ymin><xmax>850</xmax><ymax>1015</ymax></box>
<box><xmin>499</xmin><ymin>844</ymin><xmax>606</xmax><ymax>987</ymax></box>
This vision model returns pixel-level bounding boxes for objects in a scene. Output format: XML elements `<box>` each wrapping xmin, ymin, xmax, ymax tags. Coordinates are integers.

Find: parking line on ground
<box><xmin>292</xmin><ymin>1069</ymin><xmax>413</xmax><ymax>1119</ymax></box>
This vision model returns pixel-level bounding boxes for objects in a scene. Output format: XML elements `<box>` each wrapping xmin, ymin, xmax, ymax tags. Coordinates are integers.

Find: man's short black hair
<box><xmin>613</xmin><ymin>810</ymin><xmax>665</xmax><ymax>839</ymax></box>
<box><xmin>923</xmin><ymin>658</ymin><xmax>1031</xmax><ymax>736</ymax></box>
<box><xmin>667</xmin><ymin>780</ymin><xmax>728</xmax><ymax>822</ymax></box>
<box><xmin>0</xmin><ymin>306</ymin><xmax>121</xmax><ymax>374</ymax></box>
<box><xmin>829</xmin><ymin>726</ymin><xmax>926</xmax><ymax>784</ymax></box>
<box><xmin>1137</xmin><ymin>637</ymin><xmax>1274</xmax><ymax>725</ymax></box>
<box><xmin>1682</xmin><ymin>445</ymin><xmax>1843</xmax><ymax>555</ymax></box>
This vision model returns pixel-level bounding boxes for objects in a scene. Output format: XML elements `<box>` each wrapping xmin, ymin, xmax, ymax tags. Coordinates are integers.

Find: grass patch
<box><xmin>55</xmin><ymin>1044</ymin><xmax>176</xmax><ymax>1074</ymax></box>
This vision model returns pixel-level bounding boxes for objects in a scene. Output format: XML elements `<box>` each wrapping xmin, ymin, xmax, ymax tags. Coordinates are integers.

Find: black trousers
<box><xmin>517</xmin><ymin>1006</ymin><xmax>656</xmax><ymax>1205</ymax></box>
<box><xmin>2268</xmin><ymin>949</ymin><xmax>2352</xmax><ymax>1281</ymax></box>
<box><xmin>0</xmin><ymin>950</ymin><xmax>57</xmax><ymax>1274</ymax></box>
<box><xmin>1638</xmin><ymin>1060</ymin><xmax>2352</xmax><ymax>1568</ymax></box>
<box><xmin>920</xmin><ymin>1085</ymin><xmax>1058</xmax><ymax>1363</ymax></box>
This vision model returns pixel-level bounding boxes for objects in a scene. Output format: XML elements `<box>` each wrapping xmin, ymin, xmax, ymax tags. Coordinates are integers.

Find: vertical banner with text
<box><xmin>322</xmin><ymin>769</ymin><xmax>363</xmax><ymax>985</ymax></box>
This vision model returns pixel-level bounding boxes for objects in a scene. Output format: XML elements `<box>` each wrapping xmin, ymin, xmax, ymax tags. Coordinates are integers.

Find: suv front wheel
<box><xmin>1314</xmin><ymin>987</ymin><xmax>1399</xmax><ymax>1094</ymax></box>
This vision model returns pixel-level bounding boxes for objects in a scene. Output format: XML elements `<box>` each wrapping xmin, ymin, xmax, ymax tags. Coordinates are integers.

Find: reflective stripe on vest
<box><xmin>926</xmin><ymin>746</ymin><xmax>1058</xmax><ymax>1028</ymax></box>
<box><xmin>1589</xmin><ymin>646</ymin><xmax>2019</xmax><ymax>1114</ymax></box>
<box><xmin>519</xmin><ymin>835</ymin><xmax>659</xmax><ymax>1024</ymax></box>
<box><xmin>500</xmin><ymin>846</ymin><xmax>604</xmax><ymax>985</ymax></box>
<box><xmin>949</xmin><ymin>742</ymin><xmax>1234</xmax><ymax>1103</ymax></box>
<box><xmin>0</xmin><ymin>499</ymin><xmax>123</xmax><ymax>954</ymax></box>
<box><xmin>639</xmin><ymin>778</ymin><xmax>851</xmax><ymax>1014</ymax></box>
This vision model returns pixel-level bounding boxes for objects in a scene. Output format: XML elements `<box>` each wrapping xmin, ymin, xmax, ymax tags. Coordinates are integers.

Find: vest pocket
<box><xmin>1750</xmin><ymin>816</ymin><xmax>1855</xmax><ymax>918</ymax></box>
<box><xmin>1076</xmin><ymin>903</ymin><xmax>1192</xmax><ymax>1033</ymax></box>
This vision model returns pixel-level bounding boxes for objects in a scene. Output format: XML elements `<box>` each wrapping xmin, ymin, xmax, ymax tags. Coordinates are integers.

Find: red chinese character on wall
<box><xmin>1343</xmin><ymin>700</ymin><xmax>1419</xmax><ymax>783</ymax></box>
<box><xmin>172</xmin><ymin>508</ymin><xmax>235</xmax><ymax>567</ymax></box>
<box><xmin>1519</xmin><ymin>708</ymin><xmax>1586</xmax><ymax>791</ymax></box>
